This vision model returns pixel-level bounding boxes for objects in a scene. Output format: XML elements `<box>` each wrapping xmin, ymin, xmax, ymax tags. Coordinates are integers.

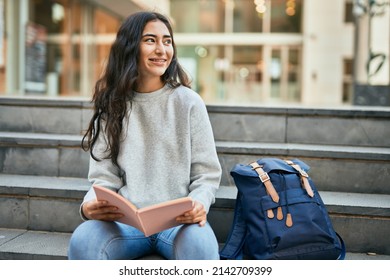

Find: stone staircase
<box><xmin>0</xmin><ymin>96</ymin><xmax>389</xmax><ymax>260</ymax></box>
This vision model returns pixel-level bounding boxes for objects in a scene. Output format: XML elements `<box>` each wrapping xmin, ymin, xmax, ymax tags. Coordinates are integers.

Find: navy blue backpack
<box><xmin>220</xmin><ymin>158</ymin><xmax>345</xmax><ymax>260</ymax></box>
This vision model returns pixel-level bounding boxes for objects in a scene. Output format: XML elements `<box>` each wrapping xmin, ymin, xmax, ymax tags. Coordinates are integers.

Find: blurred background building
<box><xmin>0</xmin><ymin>0</ymin><xmax>389</xmax><ymax>106</ymax></box>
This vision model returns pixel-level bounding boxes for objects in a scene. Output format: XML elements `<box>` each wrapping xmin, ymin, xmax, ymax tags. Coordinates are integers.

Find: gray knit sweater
<box><xmin>81</xmin><ymin>84</ymin><xmax>221</xmax><ymax>216</ymax></box>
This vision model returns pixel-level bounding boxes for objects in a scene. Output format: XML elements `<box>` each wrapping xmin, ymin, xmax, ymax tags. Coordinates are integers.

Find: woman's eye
<box><xmin>164</xmin><ymin>39</ymin><xmax>172</xmax><ymax>45</ymax></box>
<box><xmin>145</xmin><ymin>38</ymin><xmax>155</xmax><ymax>43</ymax></box>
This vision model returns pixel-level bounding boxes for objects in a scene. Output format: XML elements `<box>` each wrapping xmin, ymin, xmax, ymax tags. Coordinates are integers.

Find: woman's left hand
<box><xmin>176</xmin><ymin>200</ymin><xmax>207</xmax><ymax>226</ymax></box>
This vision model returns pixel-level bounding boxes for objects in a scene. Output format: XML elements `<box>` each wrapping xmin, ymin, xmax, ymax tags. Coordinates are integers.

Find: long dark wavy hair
<box><xmin>82</xmin><ymin>11</ymin><xmax>191</xmax><ymax>167</ymax></box>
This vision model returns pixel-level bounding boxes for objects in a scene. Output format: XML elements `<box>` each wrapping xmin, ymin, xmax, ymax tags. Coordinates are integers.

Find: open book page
<box><xmin>93</xmin><ymin>185</ymin><xmax>193</xmax><ymax>236</ymax></box>
<box><xmin>137</xmin><ymin>197</ymin><xmax>193</xmax><ymax>237</ymax></box>
<box><xmin>93</xmin><ymin>185</ymin><xmax>144</xmax><ymax>233</ymax></box>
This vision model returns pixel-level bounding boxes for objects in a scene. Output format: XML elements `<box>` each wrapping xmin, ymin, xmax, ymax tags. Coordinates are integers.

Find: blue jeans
<box><xmin>68</xmin><ymin>220</ymin><xmax>220</xmax><ymax>260</ymax></box>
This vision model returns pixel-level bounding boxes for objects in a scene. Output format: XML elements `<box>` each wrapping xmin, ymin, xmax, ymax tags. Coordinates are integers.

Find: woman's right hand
<box><xmin>82</xmin><ymin>199</ymin><xmax>124</xmax><ymax>221</ymax></box>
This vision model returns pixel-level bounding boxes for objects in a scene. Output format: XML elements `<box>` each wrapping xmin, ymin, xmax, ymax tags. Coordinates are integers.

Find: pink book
<box><xmin>93</xmin><ymin>185</ymin><xmax>193</xmax><ymax>237</ymax></box>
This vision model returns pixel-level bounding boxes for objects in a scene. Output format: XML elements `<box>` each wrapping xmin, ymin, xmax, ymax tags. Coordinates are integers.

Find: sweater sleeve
<box><xmin>188</xmin><ymin>98</ymin><xmax>222</xmax><ymax>213</ymax></box>
<box><xmin>79</xmin><ymin>121</ymin><xmax>124</xmax><ymax>220</ymax></box>
<box><xmin>86</xmin><ymin>124</ymin><xmax>124</xmax><ymax>194</ymax></box>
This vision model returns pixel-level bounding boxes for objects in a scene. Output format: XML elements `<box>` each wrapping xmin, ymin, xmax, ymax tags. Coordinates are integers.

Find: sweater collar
<box><xmin>133</xmin><ymin>84</ymin><xmax>171</xmax><ymax>102</ymax></box>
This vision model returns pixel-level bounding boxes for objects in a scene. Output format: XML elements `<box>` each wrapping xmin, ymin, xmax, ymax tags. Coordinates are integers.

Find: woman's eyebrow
<box><xmin>142</xmin><ymin>33</ymin><xmax>171</xmax><ymax>39</ymax></box>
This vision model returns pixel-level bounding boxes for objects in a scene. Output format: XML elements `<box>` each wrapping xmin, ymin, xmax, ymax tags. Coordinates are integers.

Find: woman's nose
<box><xmin>155</xmin><ymin>41</ymin><xmax>165</xmax><ymax>54</ymax></box>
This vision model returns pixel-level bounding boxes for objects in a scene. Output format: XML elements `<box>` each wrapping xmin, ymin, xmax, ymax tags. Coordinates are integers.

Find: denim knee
<box><xmin>68</xmin><ymin>220</ymin><xmax>154</xmax><ymax>260</ymax></box>
<box><xmin>173</xmin><ymin>223</ymin><xmax>219</xmax><ymax>260</ymax></box>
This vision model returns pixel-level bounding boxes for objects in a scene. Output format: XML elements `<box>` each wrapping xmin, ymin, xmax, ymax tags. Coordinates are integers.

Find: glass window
<box><xmin>93</xmin><ymin>8</ymin><xmax>121</xmax><ymax>84</ymax></box>
<box><xmin>177</xmin><ymin>45</ymin><xmax>218</xmax><ymax>98</ymax></box>
<box><xmin>177</xmin><ymin>45</ymin><xmax>267</xmax><ymax>104</ymax></box>
<box><xmin>30</xmin><ymin>0</ymin><xmax>70</xmax><ymax>33</ymax></box>
<box><xmin>344</xmin><ymin>1</ymin><xmax>354</xmax><ymax>23</ymax></box>
<box><xmin>269</xmin><ymin>47</ymin><xmax>301</xmax><ymax>102</ymax></box>
<box><xmin>233</xmin><ymin>0</ymin><xmax>263</xmax><ymax>33</ymax></box>
<box><xmin>171</xmin><ymin>0</ymin><xmax>225</xmax><ymax>32</ymax></box>
<box><xmin>29</xmin><ymin>0</ymin><xmax>81</xmax><ymax>96</ymax></box>
<box><xmin>343</xmin><ymin>58</ymin><xmax>353</xmax><ymax>103</ymax></box>
<box><xmin>28</xmin><ymin>0</ymin><xmax>122</xmax><ymax>97</ymax></box>
<box><xmin>271</xmin><ymin>48</ymin><xmax>281</xmax><ymax>98</ymax></box>
<box><xmin>228</xmin><ymin>46</ymin><xmax>264</xmax><ymax>104</ymax></box>
<box><xmin>171</xmin><ymin>0</ymin><xmax>303</xmax><ymax>34</ymax></box>
<box><xmin>288</xmin><ymin>48</ymin><xmax>301</xmax><ymax>101</ymax></box>
<box><xmin>233</xmin><ymin>46</ymin><xmax>262</xmax><ymax>64</ymax></box>
<box><xmin>270</xmin><ymin>0</ymin><xmax>302</xmax><ymax>33</ymax></box>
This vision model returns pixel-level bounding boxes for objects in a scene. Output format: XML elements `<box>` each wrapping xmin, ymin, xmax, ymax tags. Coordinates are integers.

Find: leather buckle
<box><xmin>299</xmin><ymin>169</ymin><xmax>308</xmax><ymax>177</ymax></box>
<box><xmin>259</xmin><ymin>172</ymin><xmax>270</xmax><ymax>183</ymax></box>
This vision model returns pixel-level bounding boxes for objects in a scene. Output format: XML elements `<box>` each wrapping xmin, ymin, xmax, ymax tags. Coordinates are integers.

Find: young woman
<box><xmin>67</xmin><ymin>11</ymin><xmax>222</xmax><ymax>260</ymax></box>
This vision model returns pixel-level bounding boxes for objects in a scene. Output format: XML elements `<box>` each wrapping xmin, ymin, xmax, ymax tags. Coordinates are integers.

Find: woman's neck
<box><xmin>135</xmin><ymin>78</ymin><xmax>165</xmax><ymax>93</ymax></box>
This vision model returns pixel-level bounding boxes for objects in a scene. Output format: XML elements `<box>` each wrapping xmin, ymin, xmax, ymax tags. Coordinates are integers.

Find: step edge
<box><xmin>0</xmin><ymin>228</ymin><xmax>389</xmax><ymax>260</ymax></box>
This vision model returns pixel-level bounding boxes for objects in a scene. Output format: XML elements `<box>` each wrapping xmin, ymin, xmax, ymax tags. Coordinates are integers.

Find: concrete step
<box><xmin>1</xmin><ymin>174</ymin><xmax>389</xmax><ymax>255</ymax></box>
<box><xmin>1</xmin><ymin>96</ymin><xmax>390</xmax><ymax>148</ymax></box>
<box><xmin>210</xmin><ymin>105</ymin><xmax>390</xmax><ymax>148</ymax></box>
<box><xmin>1</xmin><ymin>132</ymin><xmax>389</xmax><ymax>194</ymax></box>
<box><xmin>1</xmin><ymin>228</ymin><xmax>389</xmax><ymax>260</ymax></box>
<box><xmin>0</xmin><ymin>97</ymin><xmax>90</xmax><ymax>135</ymax></box>
<box><xmin>0</xmin><ymin>228</ymin><xmax>71</xmax><ymax>260</ymax></box>
<box><xmin>1</xmin><ymin>97</ymin><xmax>389</xmax><ymax>260</ymax></box>
<box><xmin>0</xmin><ymin>174</ymin><xmax>88</xmax><ymax>232</ymax></box>
<box><xmin>0</xmin><ymin>132</ymin><xmax>89</xmax><ymax>178</ymax></box>
<box><xmin>217</xmin><ymin>141</ymin><xmax>390</xmax><ymax>194</ymax></box>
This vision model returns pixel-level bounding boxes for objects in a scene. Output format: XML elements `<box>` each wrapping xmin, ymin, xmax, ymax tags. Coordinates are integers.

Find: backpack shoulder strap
<box><xmin>219</xmin><ymin>192</ymin><xmax>246</xmax><ymax>260</ymax></box>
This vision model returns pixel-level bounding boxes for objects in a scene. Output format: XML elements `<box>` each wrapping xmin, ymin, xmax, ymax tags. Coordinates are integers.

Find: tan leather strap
<box><xmin>286</xmin><ymin>213</ymin><xmax>293</xmax><ymax>227</ymax></box>
<box><xmin>285</xmin><ymin>160</ymin><xmax>314</xmax><ymax>198</ymax></box>
<box><xmin>250</xmin><ymin>162</ymin><xmax>279</xmax><ymax>203</ymax></box>
<box><xmin>250</xmin><ymin>162</ymin><xmax>283</xmax><ymax>220</ymax></box>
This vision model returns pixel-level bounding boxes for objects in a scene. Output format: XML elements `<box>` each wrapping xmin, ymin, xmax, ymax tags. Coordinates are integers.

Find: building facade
<box><xmin>0</xmin><ymin>0</ymin><xmax>389</xmax><ymax>106</ymax></box>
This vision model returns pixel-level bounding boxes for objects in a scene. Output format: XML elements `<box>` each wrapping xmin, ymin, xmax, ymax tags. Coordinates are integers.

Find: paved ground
<box><xmin>1</xmin><ymin>228</ymin><xmax>389</xmax><ymax>260</ymax></box>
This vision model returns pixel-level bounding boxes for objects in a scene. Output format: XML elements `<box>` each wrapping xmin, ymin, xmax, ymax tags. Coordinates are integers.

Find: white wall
<box><xmin>302</xmin><ymin>0</ymin><xmax>354</xmax><ymax>105</ymax></box>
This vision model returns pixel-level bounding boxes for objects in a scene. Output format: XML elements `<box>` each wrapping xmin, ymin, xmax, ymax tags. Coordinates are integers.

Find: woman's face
<box><xmin>137</xmin><ymin>19</ymin><xmax>174</xmax><ymax>89</ymax></box>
